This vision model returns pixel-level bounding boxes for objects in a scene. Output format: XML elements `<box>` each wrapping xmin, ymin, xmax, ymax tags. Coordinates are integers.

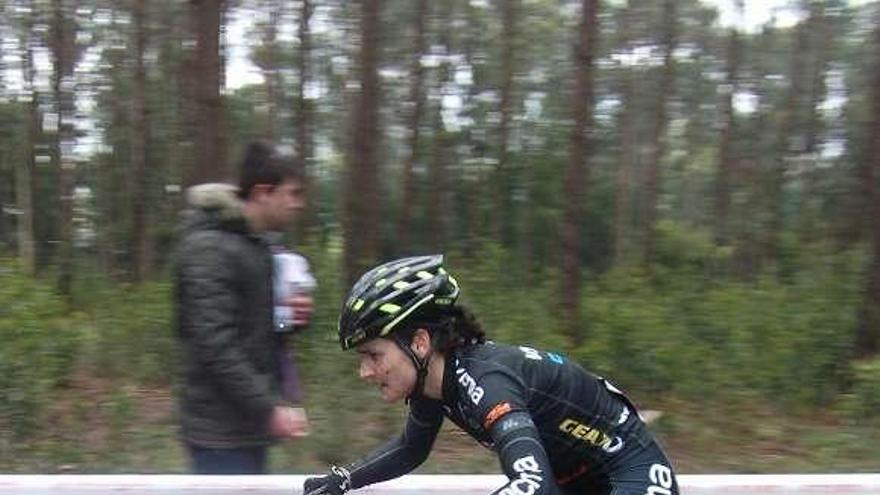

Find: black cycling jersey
<box><xmin>343</xmin><ymin>342</ymin><xmax>679</xmax><ymax>495</ymax></box>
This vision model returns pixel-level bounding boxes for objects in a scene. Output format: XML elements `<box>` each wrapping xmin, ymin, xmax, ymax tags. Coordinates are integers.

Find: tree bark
<box><xmin>17</xmin><ymin>5</ymin><xmax>38</xmax><ymax>275</ymax></box>
<box><xmin>344</xmin><ymin>0</ymin><xmax>382</xmax><ymax>286</ymax></box>
<box><xmin>561</xmin><ymin>0</ymin><xmax>598</xmax><ymax>344</ymax></box>
<box><xmin>188</xmin><ymin>0</ymin><xmax>227</xmax><ymax>185</ymax></box>
<box><xmin>296</xmin><ymin>0</ymin><xmax>314</xmax><ymax>172</ymax></box>
<box><xmin>51</xmin><ymin>0</ymin><xmax>77</xmax><ymax>300</ymax></box>
<box><xmin>715</xmin><ymin>1</ymin><xmax>742</xmax><ymax>247</ymax></box>
<box><xmin>493</xmin><ymin>0</ymin><xmax>518</xmax><ymax>243</ymax></box>
<box><xmin>798</xmin><ymin>2</ymin><xmax>828</xmax><ymax>242</ymax></box>
<box><xmin>612</xmin><ymin>3</ymin><xmax>635</xmax><ymax>265</ymax></box>
<box><xmin>395</xmin><ymin>0</ymin><xmax>428</xmax><ymax>250</ymax></box>
<box><xmin>260</xmin><ymin>2</ymin><xmax>281</xmax><ymax>141</ymax></box>
<box><xmin>642</xmin><ymin>0</ymin><xmax>677</xmax><ymax>267</ymax></box>
<box><xmin>856</xmin><ymin>16</ymin><xmax>880</xmax><ymax>357</ymax></box>
<box><xmin>767</xmin><ymin>18</ymin><xmax>809</xmax><ymax>264</ymax></box>
<box><xmin>129</xmin><ymin>0</ymin><xmax>151</xmax><ymax>283</ymax></box>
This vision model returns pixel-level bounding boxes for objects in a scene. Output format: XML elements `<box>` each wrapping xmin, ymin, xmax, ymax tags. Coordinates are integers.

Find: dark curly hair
<box><xmin>396</xmin><ymin>304</ymin><xmax>486</xmax><ymax>354</ymax></box>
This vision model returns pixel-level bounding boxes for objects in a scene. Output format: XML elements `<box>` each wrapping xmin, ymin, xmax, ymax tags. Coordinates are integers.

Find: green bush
<box><xmin>0</xmin><ymin>262</ymin><xmax>82</xmax><ymax>439</ymax></box>
<box><xmin>85</xmin><ymin>282</ymin><xmax>177</xmax><ymax>385</ymax></box>
<box><xmin>578</xmin><ymin>227</ymin><xmax>861</xmax><ymax>406</ymax></box>
<box><xmin>842</xmin><ymin>359</ymin><xmax>880</xmax><ymax>423</ymax></box>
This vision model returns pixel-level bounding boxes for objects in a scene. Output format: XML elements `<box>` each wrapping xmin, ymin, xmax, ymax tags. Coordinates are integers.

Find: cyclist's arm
<box><xmin>346</xmin><ymin>399</ymin><xmax>444</xmax><ymax>489</ymax></box>
<box><xmin>488</xmin><ymin>411</ymin><xmax>559</xmax><ymax>495</ymax></box>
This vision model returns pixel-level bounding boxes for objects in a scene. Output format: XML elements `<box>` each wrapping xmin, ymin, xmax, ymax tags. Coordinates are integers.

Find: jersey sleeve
<box><xmin>455</xmin><ymin>368</ymin><xmax>558</xmax><ymax>495</ymax></box>
<box><xmin>346</xmin><ymin>399</ymin><xmax>444</xmax><ymax>489</ymax></box>
<box><xmin>488</xmin><ymin>411</ymin><xmax>559</xmax><ymax>495</ymax></box>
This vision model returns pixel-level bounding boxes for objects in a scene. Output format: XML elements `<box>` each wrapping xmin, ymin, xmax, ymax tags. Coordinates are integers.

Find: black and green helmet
<box><xmin>338</xmin><ymin>255</ymin><xmax>460</xmax><ymax>350</ymax></box>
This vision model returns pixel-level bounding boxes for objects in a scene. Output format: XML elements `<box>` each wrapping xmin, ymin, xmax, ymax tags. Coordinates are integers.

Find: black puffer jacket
<box><xmin>174</xmin><ymin>183</ymin><xmax>281</xmax><ymax>448</ymax></box>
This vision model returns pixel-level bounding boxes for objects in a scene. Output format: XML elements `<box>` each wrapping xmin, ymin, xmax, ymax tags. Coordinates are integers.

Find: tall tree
<box><xmin>767</xmin><ymin>14</ymin><xmax>809</xmax><ymax>264</ymax></box>
<box><xmin>344</xmin><ymin>0</ymin><xmax>383</xmax><ymax>286</ymax></box>
<box><xmin>50</xmin><ymin>0</ymin><xmax>79</xmax><ymax>299</ymax></box>
<box><xmin>612</xmin><ymin>1</ymin><xmax>636</xmax><ymax>264</ymax></box>
<box><xmin>493</xmin><ymin>0</ymin><xmax>519</xmax><ymax>243</ymax></box>
<box><xmin>798</xmin><ymin>1</ymin><xmax>830</xmax><ymax>241</ymax></box>
<box><xmin>294</xmin><ymin>0</ymin><xmax>317</xmax><ymax>242</ymax></box>
<box><xmin>188</xmin><ymin>0</ymin><xmax>227</xmax><ymax>185</ymax></box>
<box><xmin>15</xmin><ymin>0</ymin><xmax>38</xmax><ymax>274</ymax></box>
<box><xmin>561</xmin><ymin>0</ymin><xmax>598</xmax><ymax>343</ymax></box>
<box><xmin>395</xmin><ymin>0</ymin><xmax>428</xmax><ymax>250</ymax></box>
<box><xmin>129</xmin><ymin>0</ymin><xmax>152</xmax><ymax>282</ymax></box>
<box><xmin>857</xmin><ymin>13</ymin><xmax>880</xmax><ymax>357</ymax></box>
<box><xmin>296</xmin><ymin>0</ymin><xmax>314</xmax><ymax>173</ymax></box>
<box><xmin>254</xmin><ymin>0</ymin><xmax>282</xmax><ymax>141</ymax></box>
<box><xmin>715</xmin><ymin>0</ymin><xmax>743</xmax><ymax>246</ymax></box>
<box><xmin>642</xmin><ymin>0</ymin><xmax>678</xmax><ymax>266</ymax></box>
<box><xmin>426</xmin><ymin>0</ymin><xmax>458</xmax><ymax>251</ymax></box>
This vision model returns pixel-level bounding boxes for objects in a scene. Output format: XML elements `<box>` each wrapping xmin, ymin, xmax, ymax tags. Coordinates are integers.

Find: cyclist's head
<box><xmin>338</xmin><ymin>255</ymin><xmax>460</xmax><ymax>350</ymax></box>
<box><xmin>339</xmin><ymin>255</ymin><xmax>485</xmax><ymax>402</ymax></box>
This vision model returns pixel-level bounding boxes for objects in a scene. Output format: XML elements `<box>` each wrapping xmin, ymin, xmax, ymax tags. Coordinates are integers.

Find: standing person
<box><xmin>174</xmin><ymin>142</ymin><xmax>311</xmax><ymax>474</ymax></box>
<box><xmin>303</xmin><ymin>255</ymin><xmax>679</xmax><ymax>495</ymax></box>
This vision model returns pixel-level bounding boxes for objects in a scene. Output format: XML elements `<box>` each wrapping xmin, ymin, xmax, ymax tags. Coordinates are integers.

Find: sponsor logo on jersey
<box><xmin>558</xmin><ymin>418</ymin><xmax>624</xmax><ymax>453</ymax></box>
<box><xmin>618</xmin><ymin>406</ymin><xmax>630</xmax><ymax>424</ymax></box>
<box><xmin>644</xmin><ymin>463</ymin><xmax>675</xmax><ymax>495</ymax></box>
<box><xmin>484</xmin><ymin>401</ymin><xmax>513</xmax><ymax>429</ymax></box>
<box><xmin>456</xmin><ymin>367</ymin><xmax>485</xmax><ymax>405</ymax></box>
<box><xmin>497</xmin><ymin>455</ymin><xmax>544</xmax><ymax>495</ymax></box>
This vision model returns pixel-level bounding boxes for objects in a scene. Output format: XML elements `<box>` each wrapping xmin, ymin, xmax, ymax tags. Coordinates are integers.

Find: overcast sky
<box><xmin>227</xmin><ymin>0</ymin><xmax>877</xmax><ymax>90</ymax></box>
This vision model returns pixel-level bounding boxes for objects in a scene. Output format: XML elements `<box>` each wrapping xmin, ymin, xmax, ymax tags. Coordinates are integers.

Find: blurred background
<box><xmin>1</xmin><ymin>0</ymin><xmax>880</xmax><ymax>475</ymax></box>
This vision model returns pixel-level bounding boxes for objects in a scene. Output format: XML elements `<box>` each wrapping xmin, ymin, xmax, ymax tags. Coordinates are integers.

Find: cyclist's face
<box><xmin>356</xmin><ymin>338</ymin><xmax>416</xmax><ymax>403</ymax></box>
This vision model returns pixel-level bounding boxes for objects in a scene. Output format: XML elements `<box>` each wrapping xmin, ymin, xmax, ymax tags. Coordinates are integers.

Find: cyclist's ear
<box><xmin>410</xmin><ymin>328</ymin><xmax>432</xmax><ymax>358</ymax></box>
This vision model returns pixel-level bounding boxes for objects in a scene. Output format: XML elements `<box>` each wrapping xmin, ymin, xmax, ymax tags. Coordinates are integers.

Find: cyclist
<box><xmin>304</xmin><ymin>255</ymin><xmax>679</xmax><ymax>495</ymax></box>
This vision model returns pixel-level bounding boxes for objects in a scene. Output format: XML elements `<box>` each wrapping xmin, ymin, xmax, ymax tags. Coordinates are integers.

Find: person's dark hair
<box><xmin>397</xmin><ymin>305</ymin><xmax>486</xmax><ymax>354</ymax></box>
<box><xmin>237</xmin><ymin>140</ymin><xmax>304</xmax><ymax>199</ymax></box>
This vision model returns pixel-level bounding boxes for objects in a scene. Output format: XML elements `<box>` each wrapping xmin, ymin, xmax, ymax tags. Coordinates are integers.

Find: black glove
<box><xmin>303</xmin><ymin>465</ymin><xmax>352</xmax><ymax>495</ymax></box>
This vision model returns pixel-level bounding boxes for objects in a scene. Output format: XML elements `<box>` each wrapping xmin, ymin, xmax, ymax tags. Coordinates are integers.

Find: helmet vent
<box><xmin>379</xmin><ymin>303</ymin><xmax>401</xmax><ymax>314</ymax></box>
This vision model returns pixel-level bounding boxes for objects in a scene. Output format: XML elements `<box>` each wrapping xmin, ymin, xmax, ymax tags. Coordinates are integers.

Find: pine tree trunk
<box><xmin>561</xmin><ymin>0</ymin><xmax>598</xmax><ymax>344</ymax></box>
<box><xmin>18</xmin><ymin>12</ymin><xmax>38</xmax><ymax>275</ymax></box>
<box><xmin>262</xmin><ymin>3</ymin><xmax>281</xmax><ymax>141</ymax></box>
<box><xmin>396</xmin><ymin>0</ymin><xmax>428</xmax><ymax>251</ymax></box>
<box><xmin>344</xmin><ymin>0</ymin><xmax>382</xmax><ymax>286</ymax></box>
<box><xmin>293</xmin><ymin>0</ymin><xmax>318</xmax><ymax>243</ymax></box>
<box><xmin>461</xmin><ymin>7</ymin><xmax>484</xmax><ymax>257</ymax></box>
<box><xmin>15</xmin><ymin>143</ymin><xmax>35</xmax><ymax>274</ymax></box>
<box><xmin>798</xmin><ymin>2</ymin><xmax>828</xmax><ymax>242</ymax></box>
<box><xmin>425</xmin><ymin>0</ymin><xmax>456</xmax><ymax>252</ymax></box>
<box><xmin>493</xmin><ymin>0</ymin><xmax>517</xmax><ymax>243</ymax></box>
<box><xmin>856</xmin><ymin>17</ymin><xmax>880</xmax><ymax>358</ymax></box>
<box><xmin>715</xmin><ymin>4</ymin><xmax>741</xmax><ymax>247</ymax></box>
<box><xmin>767</xmin><ymin>19</ymin><xmax>808</xmax><ymax>264</ymax></box>
<box><xmin>296</xmin><ymin>0</ymin><xmax>313</xmax><ymax>173</ymax></box>
<box><xmin>129</xmin><ymin>0</ymin><xmax>151</xmax><ymax>283</ymax></box>
<box><xmin>188</xmin><ymin>0</ymin><xmax>227</xmax><ymax>185</ymax></box>
<box><xmin>643</xmin><ymin>0</ymin><xmax>677</xmax><ymax>267</ymax></box>
<box><xmin>51</xmin><ymin>0</ymin><xmax>76</xmax><ymax>300</ymax></box>
<box><xmin>612</xmin><ymin>4</ymin><xmax>635</xmax><ymax>265</ymax></box>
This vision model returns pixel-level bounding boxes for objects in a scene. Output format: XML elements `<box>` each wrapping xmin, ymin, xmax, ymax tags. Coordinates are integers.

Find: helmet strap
<box><xmin>392</xmin><ymin>333</ymin><xmax>432</xmax><ymax>403</ymax></box>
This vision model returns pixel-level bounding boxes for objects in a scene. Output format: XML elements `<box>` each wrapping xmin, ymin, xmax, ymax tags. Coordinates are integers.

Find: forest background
<box><xmin>2</xmin><ymin>0</ymin><xmax>880</xmax><ymax>474</ymax></box>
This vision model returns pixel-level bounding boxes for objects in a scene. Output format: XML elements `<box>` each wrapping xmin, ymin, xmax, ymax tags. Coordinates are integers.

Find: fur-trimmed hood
<box><xmin>180</xmin><ymin>183</ymin><xmax>248</xmax><ymax>235</ymax></box>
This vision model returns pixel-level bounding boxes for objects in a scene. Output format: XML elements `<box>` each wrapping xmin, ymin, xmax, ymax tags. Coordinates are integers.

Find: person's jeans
<box><xmin>187</xmin><ymin>444</ymin><xmax>267</xmax><ymax>474</ymax></box>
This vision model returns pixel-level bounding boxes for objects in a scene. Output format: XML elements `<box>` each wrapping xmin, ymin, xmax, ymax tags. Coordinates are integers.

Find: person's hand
<box><xmin>269</xmin><ymin>406</ymin><xmax>310</xmax><ymax>438</ymax></box>
<box><xmin>303</xmin><ymin>466</ymin><xmax>351</xmax><ymax>495</ymax></box>
<box><xmin>287</xmin><ymin>294</ymin><xmax>314</xmax><ymax>328</ymax></box>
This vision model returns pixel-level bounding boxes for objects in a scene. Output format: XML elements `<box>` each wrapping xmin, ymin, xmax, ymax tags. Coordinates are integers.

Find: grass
<box><xmin>4</xmin><ymin>365</ymin><xmax>879</xmax><ymax>474</ymax></box>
